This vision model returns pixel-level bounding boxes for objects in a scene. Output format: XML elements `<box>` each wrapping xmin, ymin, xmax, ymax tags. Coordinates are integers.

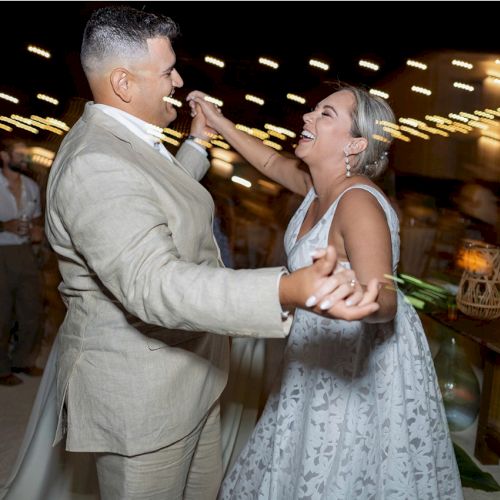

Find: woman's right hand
<box><xmin>280</xmin><ymin>247</ymin><xmax>380</xmax><ymax>321</ymax></box>
<box><xmin>305</xmin><ymin>248</ymin><xmax>381</xmax><ymax>321</ymax></box>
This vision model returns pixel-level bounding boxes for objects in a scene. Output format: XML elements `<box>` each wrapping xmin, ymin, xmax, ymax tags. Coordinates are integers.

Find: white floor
<box><xmin>1</xmin><ymin>364</ymin><xmax>500</xmax><ymax>498</ymax></box>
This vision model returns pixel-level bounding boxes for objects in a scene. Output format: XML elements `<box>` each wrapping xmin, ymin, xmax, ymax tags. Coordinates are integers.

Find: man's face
<box><xmin>130</xmin><ymin>37</ymin><xmax>183</xmax><ymax>128</ymax></box>
<box><xmin>7</xmin><ymin>143</ymin><xmax>30</xmax><ymax>173</ymax></box>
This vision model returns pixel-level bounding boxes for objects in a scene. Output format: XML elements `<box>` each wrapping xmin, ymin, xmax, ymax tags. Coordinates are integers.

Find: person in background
<box><xmin>189</xmin><ymin>86</ymin><xmax>463</xmax><ymax>499</ymax></box>
<box><xmin>43</xmin><ymin>6</ymin><xmax>380</xmax><ymax>500</ymax></box>
<box><xmin>0</xmin><ymin>139</ymin><xmax>44</xmax><ymax>386</ymax></box>
<box><xmin>457</xmin><ymin>181</ymin><xmax>499</xmax><ymax>244</ymax></box>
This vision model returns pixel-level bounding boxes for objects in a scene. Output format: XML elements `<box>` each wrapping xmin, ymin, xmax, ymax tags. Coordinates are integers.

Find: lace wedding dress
<box><xmin>219</xmin><ymin>185</ymin><xmax>462</xmax><ymax>499</ymax></box>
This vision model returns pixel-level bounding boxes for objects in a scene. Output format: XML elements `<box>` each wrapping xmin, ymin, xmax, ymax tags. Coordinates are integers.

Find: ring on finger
<box><xmin>350</xmin><ymin>279</ymin><xmax>356</xmax><ymax>288</ymax></box>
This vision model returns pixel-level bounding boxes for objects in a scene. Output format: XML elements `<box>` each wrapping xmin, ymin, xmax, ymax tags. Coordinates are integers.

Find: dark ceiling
<box><xmin>0</xmin><ymin>1</ymin><xmax>498</xmax><ymax>146</ymax></box>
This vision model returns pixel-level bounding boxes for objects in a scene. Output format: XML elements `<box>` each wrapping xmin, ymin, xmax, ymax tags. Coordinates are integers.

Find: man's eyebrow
<box><xmin>162</xmin><ymin>61</ymin><xmax>176</xmax><ymax>73</ymax></box>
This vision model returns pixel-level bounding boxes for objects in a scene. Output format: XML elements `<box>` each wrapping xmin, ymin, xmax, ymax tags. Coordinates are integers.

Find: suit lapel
<box><xmin>80</xmin><ymin>103</ymin><xmax>214</xmax><ymax>211</ymax></box>
<box><xmin>83</xmin><ymin>104</ymin><xmax>189</xmax><ymax>177</ymax></box>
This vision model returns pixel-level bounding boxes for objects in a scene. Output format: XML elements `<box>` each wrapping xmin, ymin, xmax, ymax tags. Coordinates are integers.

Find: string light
<box><xmin>163</xmin><ymin>128</ymin><xmax>183</xmax><ymax>138</ymax></box>
<box><xmin>377</xmin><ymin>120</ymin><xmax>399</xmax><ymax>130</ymax></box>
<box><xmin>211</xmin><ymin>140</ymin><xmax>230</xmax><ymax>150</ymax></box>
<box><xmin>258</xmin><ymin>57</ymin><xmax>279</xmax><ymax>69</ymax></box>
<box><xmin>245</xmin><ymin>94</ymin><xmax>264</xmax><ymax>106</ymax></box>
<box><xmin>369</xmin><ymin>89</ymin><xmax>389</xmax><ymax>99</ymax></box>
<box><xmin>453</xmin><ymin>82</ymin><xmax>474</xmax><ymax>92</ymax></box>
<box><xmin>27</xmin><ymin>45</ymin><xmax>51</xmax><ymax>58</ymax></box>
<box><xmin>411</xmin><ymin>86</ymin><xmax>432</xmax><ymax>96</ymax></box>
<box><xmin>286</xmin><ymin>93</ymin><xmax>306</xmax><ymax>104</ymax></box>
<box><xmin>263</xmin><ymin>140</ymin><xmax>283</xmax><ymax>151</ymax></box>
<box><xmin>406</xmin><ymin>59</ymin><xmax>427</xmax><ymax>70</ymax></box>
<box><xmin>452</xmin><ymin>59</ymin><xmax>473</xmax><ymax>70</ymax></box>
<box><xmin>309</xmin><ymin>59</ymin><xmax>329</xmax><ymax>71</ymax></box>
<box><xmin>37</xmin><ymin>93</ymin><xmax>59</xmax><ymax>105</ymax></box>
<box><xmin>359</xmin><ymin>60</ymin><xmax>379</xmax><ymax>71</ymax></box>
<box><xmin>204</xmin><ymin>95</ymin><xmax>223</xmax><ymax>107</ymax></box>
<box><xmin>373</xmin><ymin>134</ymin><xmax>390</xmax><ymax>143</ymax></box>
<box><xmin>268</xmin><ymin>130</ymin><xmax>287</xmax><ymax>140</ymax></box>
<box><xmin>0</xmin><ymin>93</ymin><xmax>19</xmax><ymax>104</ymax></box>
<box><xmin>231</xmin><ymin>175</ymin><xmax>251</xmax><ymax>188</ymax></box>
<box><xmin>163</xmin><ymin>96</ymin><xmax>182</xmax><ymax>107</ymax></box>
<box><xmin>264</xmin><ymin>124</ymin><xmax>296</xmax><ymax>138</ymax></box>
<box><xmin>204</xmin><ymin>56</ymin><xmax>225</xmax><ymax>68</ymax></box>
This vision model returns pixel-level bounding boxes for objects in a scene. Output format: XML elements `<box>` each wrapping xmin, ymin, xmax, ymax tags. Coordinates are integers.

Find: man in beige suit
<box><xmin>45</xmin><ymin>6</ymin><xmax>380</xmax><ymax>499</ymax></box>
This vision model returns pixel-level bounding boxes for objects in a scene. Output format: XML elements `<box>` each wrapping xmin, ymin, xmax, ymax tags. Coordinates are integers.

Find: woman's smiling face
<box><xmin>295</xmin><ymin>90</ymin><xmax>356</xmax><ymax>165</ymax></box>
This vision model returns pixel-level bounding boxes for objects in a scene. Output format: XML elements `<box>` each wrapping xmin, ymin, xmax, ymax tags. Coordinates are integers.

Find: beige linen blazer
<box><xmin>45</xmin><ymin>103</ymin><xmax>287</xmax><ymax>455</ymax></box>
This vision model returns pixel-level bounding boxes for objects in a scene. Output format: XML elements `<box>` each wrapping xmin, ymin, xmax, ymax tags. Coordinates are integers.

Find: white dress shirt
<box><xmin>93</xmin><ymin>103</ymin><xmax>207</xmax><ymax>160</ymax></box>
<box><xmin>0</xmin><ymin>172</ymin><xmax>41</xmax><ymax>246</ymax></box>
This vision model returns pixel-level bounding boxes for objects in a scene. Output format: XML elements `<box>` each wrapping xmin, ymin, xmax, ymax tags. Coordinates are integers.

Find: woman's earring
<box><xmin>345</xmin><ymin>151</ymin><xmax>351</xmax><ymax>177</ymax></box>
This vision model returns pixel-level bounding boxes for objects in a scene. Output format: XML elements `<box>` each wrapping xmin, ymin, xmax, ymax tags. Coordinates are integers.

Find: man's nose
<box><xmin>173</xmin><ymin>69</ymin><xmax>183</xmax><ymax>88</ymax></box>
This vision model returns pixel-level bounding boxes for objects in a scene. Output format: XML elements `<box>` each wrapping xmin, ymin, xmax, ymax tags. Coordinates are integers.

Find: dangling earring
<box><xmin>344</xmin><ymin>150</ymin><xmax>351</xmax><ymax>177</ymax></box>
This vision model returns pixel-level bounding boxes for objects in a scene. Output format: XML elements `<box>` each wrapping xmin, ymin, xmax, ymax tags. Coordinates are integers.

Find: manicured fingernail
<box><xmin>319</xmin><ymin>300</ymin><xmax>332</xmax><ymax>310</ymax></box>
<box><xmin>305</xmin><ymin>296</ymin><xmax>317</xmax><ymax>307</ymax></box>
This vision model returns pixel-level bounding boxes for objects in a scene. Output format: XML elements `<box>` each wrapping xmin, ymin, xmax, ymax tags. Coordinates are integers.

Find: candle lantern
<box><xmin>456</xmin><ymin>240</ymin><xmax>500</xmax><ymax>320</ymax></box>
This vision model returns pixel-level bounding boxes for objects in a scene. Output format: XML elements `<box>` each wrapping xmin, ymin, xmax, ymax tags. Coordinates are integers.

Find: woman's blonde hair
<box><xmin>341</xmin><ymin>85</ymin><xmax>396</xmax><ymax>179</ymax></box>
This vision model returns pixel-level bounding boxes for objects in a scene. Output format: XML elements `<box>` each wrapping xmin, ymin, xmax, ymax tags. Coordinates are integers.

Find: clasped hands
<box><xmin>186</xmin><ymin>90</ymin><xmax>226</xmax><ymax>137</ymax></box>
<box><xmin>280</xmin><ymin>246</ymin><xmax>380</xmax><ymax>321</ymax></box>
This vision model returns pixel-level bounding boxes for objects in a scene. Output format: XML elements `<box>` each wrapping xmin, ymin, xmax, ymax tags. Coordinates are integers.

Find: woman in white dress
<box><xmin>188</xmin><ymin>86</ymin><xmax>462</xmax><ymax>499</ymax></box>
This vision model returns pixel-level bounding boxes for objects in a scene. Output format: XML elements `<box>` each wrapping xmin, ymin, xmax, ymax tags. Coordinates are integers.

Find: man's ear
<box><xmin>110</xmin><ymin>68</ymin><xmax>132</xmax><ymax>103</ymax></box>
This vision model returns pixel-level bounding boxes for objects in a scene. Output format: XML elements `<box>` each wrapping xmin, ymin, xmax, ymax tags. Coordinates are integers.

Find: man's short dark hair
<box><xmin>81</xmin><ymin>5</ymin><xmax>180</xmax><ymax>74</ymax></box>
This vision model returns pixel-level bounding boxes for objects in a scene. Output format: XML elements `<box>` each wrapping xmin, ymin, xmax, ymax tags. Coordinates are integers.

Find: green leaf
<box><xmin>403</xmin><ymin>295</ymin><xmax>426</xmax><ymax>309</ymax></box>
<box><xmin>453</xmin><ymin>442</ymin><xmax>500</xmax><ymax>491</ymax></box>
<box><xmin>399</xmin><ymin>273</ymin><xmax>451</xmax><ymax>296</ymax></box>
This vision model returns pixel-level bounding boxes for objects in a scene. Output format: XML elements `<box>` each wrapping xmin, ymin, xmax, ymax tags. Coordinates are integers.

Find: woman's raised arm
<box><xmin>187</xmin><ymin>90</ymin><xmax>312</xmax><ymax>196</ymax></box>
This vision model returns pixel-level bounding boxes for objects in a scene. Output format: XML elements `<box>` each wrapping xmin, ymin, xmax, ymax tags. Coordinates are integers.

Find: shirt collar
<box><xmin>0</xmin><ymin>170</ymin><xmax>24</xmax><ymax>188</ymax></box>
<box><xmin>93</xmin><ymin>103</ymin><xmax>165</xmax><ymax>150</ymax></box>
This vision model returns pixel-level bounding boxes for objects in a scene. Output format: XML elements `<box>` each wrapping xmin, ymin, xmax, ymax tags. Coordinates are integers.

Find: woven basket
<box><xmin>456</xmin><ymin>241</ymin><xmax>500</xmax><ymax>320</ymax></box>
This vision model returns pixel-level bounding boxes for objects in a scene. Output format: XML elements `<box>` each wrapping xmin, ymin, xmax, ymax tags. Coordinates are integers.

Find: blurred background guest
<box><xmin>0</xmin><ymin>139</ymin><xmax>43</xmax><ymax>386</ymax></box>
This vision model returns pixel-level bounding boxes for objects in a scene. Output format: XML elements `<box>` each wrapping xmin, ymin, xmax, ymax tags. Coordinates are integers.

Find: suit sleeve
<box><xmin>54</xmin><ymin>153</ymin><xmax>287</xmax><ymax>338</ymax></box>
<box><xmin>175</xmin><ymin>142</ymin><xmax>210</xmax><ymax>181</ymax></box>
